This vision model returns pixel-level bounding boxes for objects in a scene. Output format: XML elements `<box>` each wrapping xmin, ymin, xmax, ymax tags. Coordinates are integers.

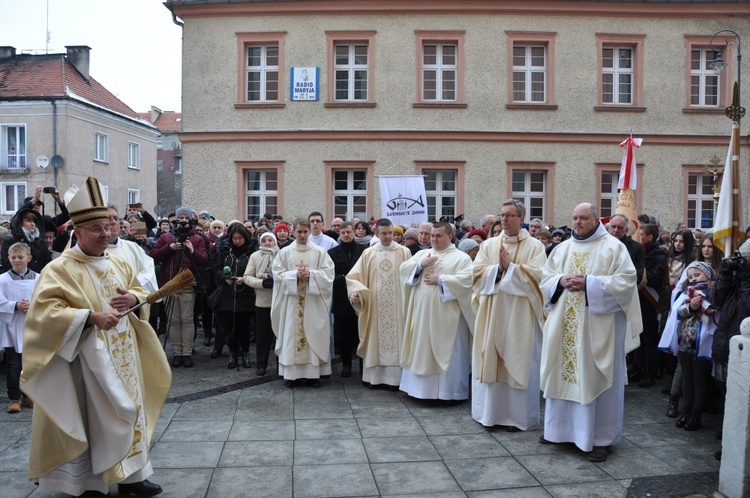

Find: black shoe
<box><xmin>506</xmin><ymin>425</ymin><xmax>521</xmax><ymax>433</ymax></box>
<box><xmin>210</xmin><ymin>349</ymin><xmax>222</xmax><ymax>359</ymax></box>
<box><xmin>306</xmin><ymin>379</ymin><xmax>321</xmax><ymax>387</ymax></box>
<box><xmin>286</xmin><ymin>379</ymin><xmax>298</xmax><ymax>388</ymax></box>
<box><xmin>242</xmin><ymin>353</ymin><xmax>252</xmax><ymax>369</ymax></box>
<box><xmin>684</xmin><ymin>415</ymin><xmax>702</xmax><ymax>431</ymax></box>
<box><xmin>675</xmin><ymin>414</ymin><xmax>690</xmax><ymax>428</ymax></box>
<box><xmin>228</xmin><ymin>354</ymin><xmax>237</xmax><ymax>370</ymax></box>
<box><xmin>660</xmin><ymin>379</ymin><xmax>673</xmax><ymax>395</ymax></box>
<box><xmin>538</xmin><ymin>434</ymin><xmax>552</xmax><ymax>444</ymax></box>
<box><xmin>628</xmin><ymin>370</ymin><xmax>641</xmax><ymax>383</ymax></box>
<box><xmin>341</xmin><ymin>365</ymin><xmax>352</xmax><ymax>378</ymax></box>
<box><xmin>638</xmin><ymin>376</ymin><xmax>655</xmax><ymax>388</ymax></box>
<box><xmin>182</xmin><ymin>356</ymin><xmax>193</xmax><ymax>368</ymax></box>
<box><xmin>171</xmin><ymin>356</ymin><xmax>182</xmax><ymax>368</ymax></box>
<box><xmin>117</xmin><ymin>479</ymin><xmax>163</xmax><ymax>497</ymax></box>
<box><xmin>666</xmin><ymin>396</ymin><xmax>680</xmax><ymax>418</ymax></box>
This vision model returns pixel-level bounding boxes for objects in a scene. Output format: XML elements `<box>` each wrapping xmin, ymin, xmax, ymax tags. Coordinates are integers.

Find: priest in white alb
<box><xmin>21</xmin><ymin>176</ymin><xmax>171</xmax><ymax>497</ymax></box>
<box><xmin>399</xmin><ymin>221</ymin><xmax>475</xmax><ymax>400</ymax></box>
<box><xmin>271</xmin><ymin>219</ymin><xmax>335</xmax><ymax>387</ymax></box>
<box><xmin>347</xmin><ymin>218</ymin><xmax>412</xmax><ymax>388</ymax></box>
<box><xmin>472</xmin><ymin>200</ymin><xmax>547</xmax><ymax>431</ymax></box>
<box><xmin>106</xmin><ymin>204</ymin><xmax>159</xmax><ymax>293</ymax></box>
<box><xmin>540</xmin><ymin>203</ymin><xmax>642</xmax><ymax>463</ymax></box>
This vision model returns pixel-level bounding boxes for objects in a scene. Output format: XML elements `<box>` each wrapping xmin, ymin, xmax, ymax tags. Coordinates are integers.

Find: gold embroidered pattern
<box><xmin>376</xmin><ymin>252</ymin><xmax>398</xmax><ymax>356</ymax></box>
<box><xmin>560</xmin><ymin>251</ymin><xmax>589</xmax><ymax>384</ymax></box>
<box><xmin>295</xmin><ymin>261</ymin><xmax>308</xmax><ymax>358</ymax></box>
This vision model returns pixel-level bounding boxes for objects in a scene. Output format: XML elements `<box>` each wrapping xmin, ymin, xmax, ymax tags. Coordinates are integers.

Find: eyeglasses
<box><xmin>78</xmin><ymin>225</ymin><xmax>112</xmax><ymax>234</ymax></box>
<box><xmin>499</xmin><ymin>214</ymin><xmax>519</xmax><ymax>219</ymax></box>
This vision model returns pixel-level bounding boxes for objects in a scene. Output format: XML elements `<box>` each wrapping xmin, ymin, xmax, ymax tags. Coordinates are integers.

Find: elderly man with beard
<box><xmin>539</xmin><ymin>203</ymin><xmax>642</xmax><ymax>462</ymax></box>
<box><xmin>472</xmin><ymin>200</ymin><xmax>547</xmax><ymax>431</ymax></box>
<box><xmin>399</xmin><ymin>221</ymin><xmax>475</xmax><ymax>401</ymax></box>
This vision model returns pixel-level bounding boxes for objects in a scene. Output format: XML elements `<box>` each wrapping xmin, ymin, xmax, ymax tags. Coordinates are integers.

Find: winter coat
<box><xmin>0</xmin><ymin>208</ymin><xmax>52</xmax><ymax>274</ymax></box>
<box><xmin>711</xmin><ymin>263</ymin><xmax>750</xmax><ymax>365</ymax></box>
<box><xmin>212</xmin><ymin>239</ymin><xmax>256</xmax><ymax>312</ymax></box>
<box><xmin>328</xmin><ymin>241</ymin><xmax>366</xmax><ymax>316</ymax></box>
<box><xmin>150</xmin><ymin>230</ymin><xmax>209</xmax><ymax>287</ymax></box>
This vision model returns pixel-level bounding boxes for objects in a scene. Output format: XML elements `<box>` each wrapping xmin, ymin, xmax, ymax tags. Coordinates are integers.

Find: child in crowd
<box><xmin>0</xmin><ymin>242</ymin><xmax>39</xmax><ymax>413</ymax></box>
<box><xmin>658</xmin><ymin>261</ymin><xmax>717</xmax><ymax>431</ymax></box>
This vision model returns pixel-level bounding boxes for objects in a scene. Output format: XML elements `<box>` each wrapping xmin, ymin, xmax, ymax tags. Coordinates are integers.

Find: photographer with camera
<box><xmin>150</xmin><ymin>206</ymin><xmax>208</xmax><ymax>368</ymax></box>
<box><xmin>21</xmin><ymin>186</ymin><xmax>70</xmax><ymax>230</ymax></box>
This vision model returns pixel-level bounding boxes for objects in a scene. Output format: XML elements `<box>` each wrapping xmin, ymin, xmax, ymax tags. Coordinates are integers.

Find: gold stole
<box><xmin>295</xmin><ymin>260</ymin><xmax>308</xmax><ymax>362</ymax></box>
<box><xmin>560</xmin><ymin>252</ymin><xmax>589</xmax><ymax>385</ymax></box>
<box><xmin>376</xmin><ymin>249</ymin><xmax>398</xmax><ymax>363</ymax></box>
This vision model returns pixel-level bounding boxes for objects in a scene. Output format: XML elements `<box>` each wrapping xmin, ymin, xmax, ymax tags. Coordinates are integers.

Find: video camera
<box><xmin>172</xmin><ymin>219</ymin><xmax>198</xmax><ymax>243</ymax></box>
<box><xmin>722</xmin><ymin>251</ymin><xmax>750</xmax><ymax>274</ymax></box>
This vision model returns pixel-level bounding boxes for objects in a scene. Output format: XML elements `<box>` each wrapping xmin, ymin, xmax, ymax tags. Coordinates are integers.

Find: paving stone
<box><xmin>172</xmin><ymin>392</ymin><xmax>239</xmax><ymax>421</ymax></box>
<box><xmin>490</xmin><ymin>429</ymin><xmax>571</xmax><ymax>456</ymax></box>
<box><xmin>293</xmin><ymin>463</ymin><xmax>378</xmax><ymax>497</ymax></box>
<box><xmin>0</xmin><ymin>422</ymin><xmax>30</xmax><ymax>443</ymax></box>
<box><xmin>294</xmin><ymin>438</ymin><xmax>368</xmax><ymax>465</ymax></box>
<box><xmin>544</xmin><ymin>479</ymin><xmax>628</xmax><ymax>497</ymax></box>
<box><xmin>445</xmin><ymin>456</ymin><xmax>539</xmax><ymax>491</ymax></box>
<box><xmin>384</xmin><ymin>493</ymin><xmax>469</xmax><ymax>498</ymax></box>
<box><xmin>430</xmin><ymin>433</ymin><xmax>510</xmax><ymax>459</ymax></box>
<box><xmin>0</xmin><ymin>442</ymin><xmax>30</xmax><ymax>471</ymax></box>
<box><xmin>145</xmin><ymin>468</ymin><xmax>213</xmax><ymax>498</ymax></box>
<box><xmin>371</xmin><ymin>461</ymin><xmax>461</xmax><ymax>495</ymax></box>
<box><xmin>207</xmin><ymin>466</ymin><xmax>292</xmax><ymax>497</ymax></box>
<box><xmin>228</xmin><ymin>420</ymin><xmax>295</xmax><ymax>441</ymax></box>
<box><xmin>0</xmin><ymin>470</ymin><xmax>38</xmax><ymax>497</ymax></box>
<box><xmin>234</xmin><ymin>398</ymin><xmax>294</xmax><ymax>420</ymax></box>
<box><xmin>295</xmin><ymin>418</ymin><xmax>361</xmax><ymax>439</ymax></box>
<box><xmin>627</xmin><ymin>471</ymin><xmax>719</xmax><ymax>498</ymax></box>
<box><xmin>594</xmin><ymin>447</ymin><xmax>681</xmax><ymax>480</ymax></box>
<box><xmin>403</xmin><ymin>398</ymin><xmax>471</xmax><ymax>417</ymax></box>
<box><xmin>351</xmin><ymin>401</ymin><xmax>413</xmax><ymax>418</ymax></box>
<box><xmin>467</xmin><ymin>488</ymin><xmax>551</xmax><ymax>497</ymax></box>
<box><xmin>515</xmin><ymin>454</ymin><xmax>610</xmax><ymax>486</ymax></box>
<box><xmin>357</xmin><ymin>417</ymin><xmax>426</xmax><ymax>438</ymax></box>
<box><xmin>363</xmin><ymin>436</ymin><xmax>441</xmax><ymax>463</ymax></box>
<box><xmin>159</xmin><ymin>419</ymin><xmax>233</xmax><ymax>442</ymax></box>
<box><xmin>149</xmin><ymin>441</ymin><xmax>223</xmax><ymax>468</ymax></box>
<box><xmin>644</xmin><ymin>443</ymin><xmax>722</xmax><ymax>474</ymax></box>
<box><xmin>293</xmin><ymin>400</ymin><xmax>354</xmax><ymax>419</ymax></box>
<box><xmin>417</xmin><ymin>414</ymin><xmax>489</xmax><ymax>436</ymax></box>
<box><xmin>152</xmin><ymin>402</ymin><xmax>180</xmax><ymax>442</ymax></box>
<box><xmin>218</xmin><ymin>441</ymin><xmax>293</xmax><ymax>467</ymax></box>
<box><xmin>621</xmin><ymin>422</ymin><xmax>693</xmax><ymax>447</ymax></box>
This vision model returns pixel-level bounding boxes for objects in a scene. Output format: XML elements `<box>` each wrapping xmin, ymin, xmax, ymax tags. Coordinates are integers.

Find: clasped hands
<box><xmin>560</xmin><ymin>274</ymin><xmax>586</xmax><ymax>293</ymax></box>
<box><xmin>296</xmin><ymin>267</ymin><xmax>310</xmax><ymax>280</ymax></box>
<box><xmin>498</xmin><ymin>245</ymin><xmax>510</xmax><ymax>272</ymax></box>
<box><xmin>88</xmin><ymin>287</ymin><xmax>137</xmax><ymax>330</ymax></box>
<box><xmin>421</xmin><ymin>254</ymin><xmax>440</xmax><ymax>285</ymax></box>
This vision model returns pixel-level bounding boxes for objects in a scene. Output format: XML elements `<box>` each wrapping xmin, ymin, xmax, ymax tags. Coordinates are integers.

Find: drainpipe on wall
<box><xmin>51</xmin><ymin>99</ymin><xmax>58</xmax><ymax>217</ymax></box>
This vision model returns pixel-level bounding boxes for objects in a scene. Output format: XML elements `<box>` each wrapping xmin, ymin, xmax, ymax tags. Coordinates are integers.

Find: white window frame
<box><xmin>128</xmin><ymin>141</ymin><xmax>140</xmax><ymax>170</ymax></box>
<box><xmin>174</xmin><ymin>157</ymin><xmax>182</xmax><ymax>176</ymax></box>
<box><xmin>690</xmin><ymin>48</ymin><xmax>720</xmax><ymax>108</ymax></box>
<box><xmin>0</xmin><ymin>182</ymin><xmax>27</xmax><ymax>215</ymax></box>
<box><xmin>334</xmin><ymin>43</ymin><xmax>369</xmax><ymax>101</ymax></box>
<box><xmin>246</xmin><ymin>44</ymin><xmax>280</xmax><ymax>102</ymax></box>
<box><xmin>2</xmin><ymin>125</ymin><xmax>27</xmax><ymax>169</ymax></box>
<box><xmin>332</xmin><ymin>169</ymin><xmax>368</xmax><ymax>220</ymax></box>
<box><xmin>94</xmin><ymin>132</ymin><xmax>108</xmax><ymax>162</ymax></box>
<box><xmin>687</xmin><ymin>172</ymin><xmax>715</xmax><ymax>229</ymax></box>
<box><xmin>100</xmin><ymin>184</ymin><xmax>109</xmax><ymax>204</ymax></box>
<box><xmin>422</xmin><ymin>43</ymin><xmax>457</xmax><ymax>102</ymax></box>
<box><xmin>511</xmin><ymin>170</ymin><xmax>546</xmax><ymax>221</ymax></box>
<box><xmin>602</xmin><ymin>46</ymin><xmax>633</xmax><ymax>105</ymax></box>
<box><xmin>424</xmin><ymin>169</ymin><xmax>457</xmax><ymax>221</ymax></box>
<box><xmin>600</xmin><ymin>171</ymin><xmax>620</xmax><ymax>219</ymax></box>
<box><xmin>245</xmin><ymin>169</ymin><xmax>278</xmax><ymax>221</ymax></box>
<box><xmin>127</xmin><ymin>189</ymin><xmax>140</xmax><ymax>205</ymax></box>
<box><xmin>512</xmin><ymin>45</ymin><xmax>546</xmax><ymax>103</ymax></box>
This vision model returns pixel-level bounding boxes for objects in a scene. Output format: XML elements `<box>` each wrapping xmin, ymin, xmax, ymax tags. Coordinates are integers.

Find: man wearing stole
<box><xmin>271</xmin><ymin>220</ymin><xmax>335</xmax><ymax>387</ymax></box>
<box><xmin>399</xmin><ymin>221</ymin><xmax>475</xmax><ymax>400</ymax></box>
<box><xmin>347</xmin><ymin>218</ymin><xmax>412</xmax><ymax>388</ymax></box>
<box><xmin>540</xmin><ymin>203</ymin><xmax>642</xmax><ymax>462</ymax></box>
<box><xmin>21</xmin><ymin>177</ymin><xmax>171</xmax><ymax>497</ymax></box>
<box><xmin>472</xmin><ymin>200</ymin><xmax>547</xmax><ymax>431</ymax></box>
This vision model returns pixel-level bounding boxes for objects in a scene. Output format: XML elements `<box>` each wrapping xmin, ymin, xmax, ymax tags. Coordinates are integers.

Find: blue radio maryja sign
<box><xmin>290</xmin><ymin>67</ymin><xmax>319</xmax><ymax>101</ymax></box>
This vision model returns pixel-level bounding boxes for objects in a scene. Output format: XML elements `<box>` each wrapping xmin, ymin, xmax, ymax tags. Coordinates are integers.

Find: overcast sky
<box><xmin>1</xmin><ymin>0</ymin><xmax>183</xmax><ymax>113</ymax></box>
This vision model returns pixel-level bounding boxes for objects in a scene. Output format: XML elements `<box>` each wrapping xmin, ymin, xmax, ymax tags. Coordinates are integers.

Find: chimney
<box><xmin>0</xmin><ymin>47</ymin><xmax>16</xmax><ymax>61</ymax></box>
<box><xmin>150</xmin><ymin>105</ymin><xmax>163</xmax><ymax>124</ymax></box>
<box><xmin>65</xmin><ymin>45</ymin><xmax>92</xmax><ymax>82</ymax></box>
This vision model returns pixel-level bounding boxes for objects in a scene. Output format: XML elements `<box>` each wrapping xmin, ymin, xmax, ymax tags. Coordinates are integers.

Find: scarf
<box><xmin>256</xmin><ymin>245</ymin><xmax>279</xmax><ymax>276</ymax></box>
<box><xmin>22</xmin><ymin>226</ymin><xmax>39</xmax><ymax>243</ymax></box>
<box><xmin>354</xmin><ymin>234</ymin><xmax>372</xmax><ymax>245</ymax></box>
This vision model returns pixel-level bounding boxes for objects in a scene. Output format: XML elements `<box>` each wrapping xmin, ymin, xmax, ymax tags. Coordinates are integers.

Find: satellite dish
<box><xmin>154</xmin><ymin>204</ymin><xmax>163</xmax><ymax>217</ymax></box>
<box><xmin>50</xmin><ymin>155</ymin><xmax>64</xmax><ymax>169</ymax></box>
<box><xmin>36</xmin><ymin>155</ymin><xmax>49</xmax><ymax>169</ymax></box>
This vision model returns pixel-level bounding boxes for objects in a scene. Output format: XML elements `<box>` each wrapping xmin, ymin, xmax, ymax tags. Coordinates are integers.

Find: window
<box><xmin>175</xmin><ymin>158</ymin><xmax>182</xmax><ymax>176</ymax></box>
<box><xmin>100</xmin><ymin>185</ymin><xmax>109</xmax><ymax>204</ymax></box>
<box><xmin>94</xmin><ymin>132</ymin><xmax>108</xmax><ymax>162</ymax></box>
<box><xmin>157</xmin><ymin>159</ymin><xmax>163</xmax><ymax>172</ymax></box>
<box><xmin>236</xmin><ymin>161</ymin><xmax>284</xmax><ymax>221</ymax></box>
<box><xmin>326</xmin><ymin>31</ymin><xmax>376</xmax><ymax>106</ymax></box>
<box><xmin>414</xmin><ymin>162</ymin><xmax>465</xmax><ymax>222</ymax></box>
<box><xmin>507</xmin><ymin>162</ymin><xmax>555</xmax><ymax>223</ymax></box>
<box><xmin>325</xmin><ymin>161</ymin><xmax>374</xmax><ymax>221</ymax></box>
<box><xmin>128</xmin><ymin>142</ymin><xmax>140</xmax><ymax>169</ymax></box>
<box><xmin>236</xmin><ymin>32</ymin><xmax>286</xmax><ymax>108</ymax></box>
<box><xmin>415</xmin><ymin>31</ymin><xmax>466</xmax><ymax>107</ymax></box>
<box><xmin>684</xmin><ymin>35</ymin><xmax>734</xmax><ymax>112</ymax></box>
<box><xmin>506</xmin><ymin>32</ymin><xmax>557</xmax><ymax>108</ymax></box>
<box><xmin>596</xmin><ymin>34</ymin><xmax>645</xmax><ymax>111</ymax></box>
<box><xmin>2</xmin><ymin>125</ymin><xmax>26</xmax><ymax>169</ymax></box>
<box><xmin>128</xmin><ymin>189</ymin><xmax>140</xmax><ymax>205</ymax></box>
<box><xmin>599</xmin><ymin>171</ymin><xmax>620</xmax><ymax>219</ymax></box>
<box><xmin>686</xmin><ymin>171</ymin><xmax>716</xmax><ymax>229</ymax></box>
<box><xmin>1</xmin><ymin>182</ymin><xmax>26</xmax><ymax>214</ymax></box>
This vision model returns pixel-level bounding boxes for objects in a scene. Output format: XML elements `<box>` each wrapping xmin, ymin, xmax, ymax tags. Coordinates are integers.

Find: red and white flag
<box><xmin>618</xmin><ymin>137</ymin><xmax>642</xmax><ymax>190</ymax></box>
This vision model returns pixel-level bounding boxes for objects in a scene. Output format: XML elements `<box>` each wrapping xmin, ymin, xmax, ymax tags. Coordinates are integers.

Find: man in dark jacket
<box><xmin>150</xmin><ymin>206</ymin><xmax>208</xmax><ymax>368</ymax></box>
<box><xmin>328</xmin><ymin>222</ymin><xmax>365</xmax><ymax>377</ymax></box>
<box><xmin>0</xmin><ymin>208</ymin><xmax>51</xmax><ymax>274</ymax></box>
<box><xmin>22</xmin><ymin>185</ymin><xmax>70</xmax><ymax>229</ymax></box>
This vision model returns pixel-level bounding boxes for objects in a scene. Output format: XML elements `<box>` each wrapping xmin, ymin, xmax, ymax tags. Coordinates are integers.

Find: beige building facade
<box><xmin>168</xmin><ymin>0</ymin><xmax>749</xmax><ymax>229</ymax></box>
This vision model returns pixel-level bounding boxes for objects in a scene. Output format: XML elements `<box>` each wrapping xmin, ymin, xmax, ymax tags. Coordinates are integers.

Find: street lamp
<box><xmin>710</xmin><ymin>29</ymin><xmax>744</xmax><ymax>124</ymax></box>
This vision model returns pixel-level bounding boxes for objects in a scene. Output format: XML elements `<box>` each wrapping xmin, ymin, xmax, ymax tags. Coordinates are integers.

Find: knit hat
<box><xmin>260</xmin><ymin>231</ymin><xmax>277</xmax><ymax>245</ymax></box>
<box><xmin>739</xmin><ymin>239</ymin><xmax>750</xmax><ymax>258</ymax></box>
<box><xmin>552</xmin><ymin>228</ymin><xmax>565</xmax><ymax>236</ymax></box>
<box><xmin>404</xmin><ymin>227</ymin><xmax>419</xmax><ymax>242</ymax></box>
<box><xmin>467</xmin><ymin>229</ymin><xmax>487</xmax><ymax>241</ymax></box>
<box><xmin>274</xmin><ymin>222</ymin><xmax>290</xmax><ymax>235</ymax></box>
<box><xmin>458</xmin><ymin>238</ymin><xmax>479</xmax><ymax>254</ymax></box>
<box><xmin>686</xmin><ymin>261</ymin><xmax>715</xmax><ymax>281</ymax></box>
<box><xmin>210</xmin><ymin>220</ymin><xmax>225</xmax><ymax>230</ymax></box>
<box><xmin>226</xmin><ymin>219</ymin><xmax>242</xmax><ymax>228</ymax></box>
<box><xmin>393</xmin><ymin>225</ymin><xmax>405</xmax><ymax>235</ymax></box>
<box><xmin>64</xmin><ymin>176</ymin><xmax>109</xmax><ymax>226</ymax></box>
<box><xmin>175</xmin><ymin>206</ymin><xmax>192</xmax><ymax>219</ymax></box>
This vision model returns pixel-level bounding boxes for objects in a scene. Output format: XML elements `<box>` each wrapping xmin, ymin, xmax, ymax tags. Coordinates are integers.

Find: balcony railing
<box><xmin>1</xmin><ymin>152</ymin><xmax>27</xmax><ymax>170</ymax></box>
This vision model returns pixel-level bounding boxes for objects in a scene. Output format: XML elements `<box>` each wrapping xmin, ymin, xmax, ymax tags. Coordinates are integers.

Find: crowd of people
<box><xmin>1</xmin><ymin>179</ymin><xmax>749</xmax><ymax>495</ymax></box>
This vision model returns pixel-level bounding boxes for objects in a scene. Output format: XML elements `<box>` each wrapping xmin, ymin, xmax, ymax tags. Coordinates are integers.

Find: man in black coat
<box><xmin>328</xmin><ymin>222</ymin><xmax>366</xmax><ymax>377</ymax></box>
<box><xmin>636</xmin><ymin>223</ymin><xmax>667</xmax><ymax>388</ymax></box>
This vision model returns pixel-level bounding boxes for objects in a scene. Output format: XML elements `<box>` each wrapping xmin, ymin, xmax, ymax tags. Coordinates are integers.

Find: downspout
<box><xmin>51</xmin><ymin>99</ymin><xmax>58</xmax><ymax>217</ymax></box>
<box><xmin>170</xmin><ymin>7</ymin><xmax>184</xmax><ymax>206</ymax></box>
